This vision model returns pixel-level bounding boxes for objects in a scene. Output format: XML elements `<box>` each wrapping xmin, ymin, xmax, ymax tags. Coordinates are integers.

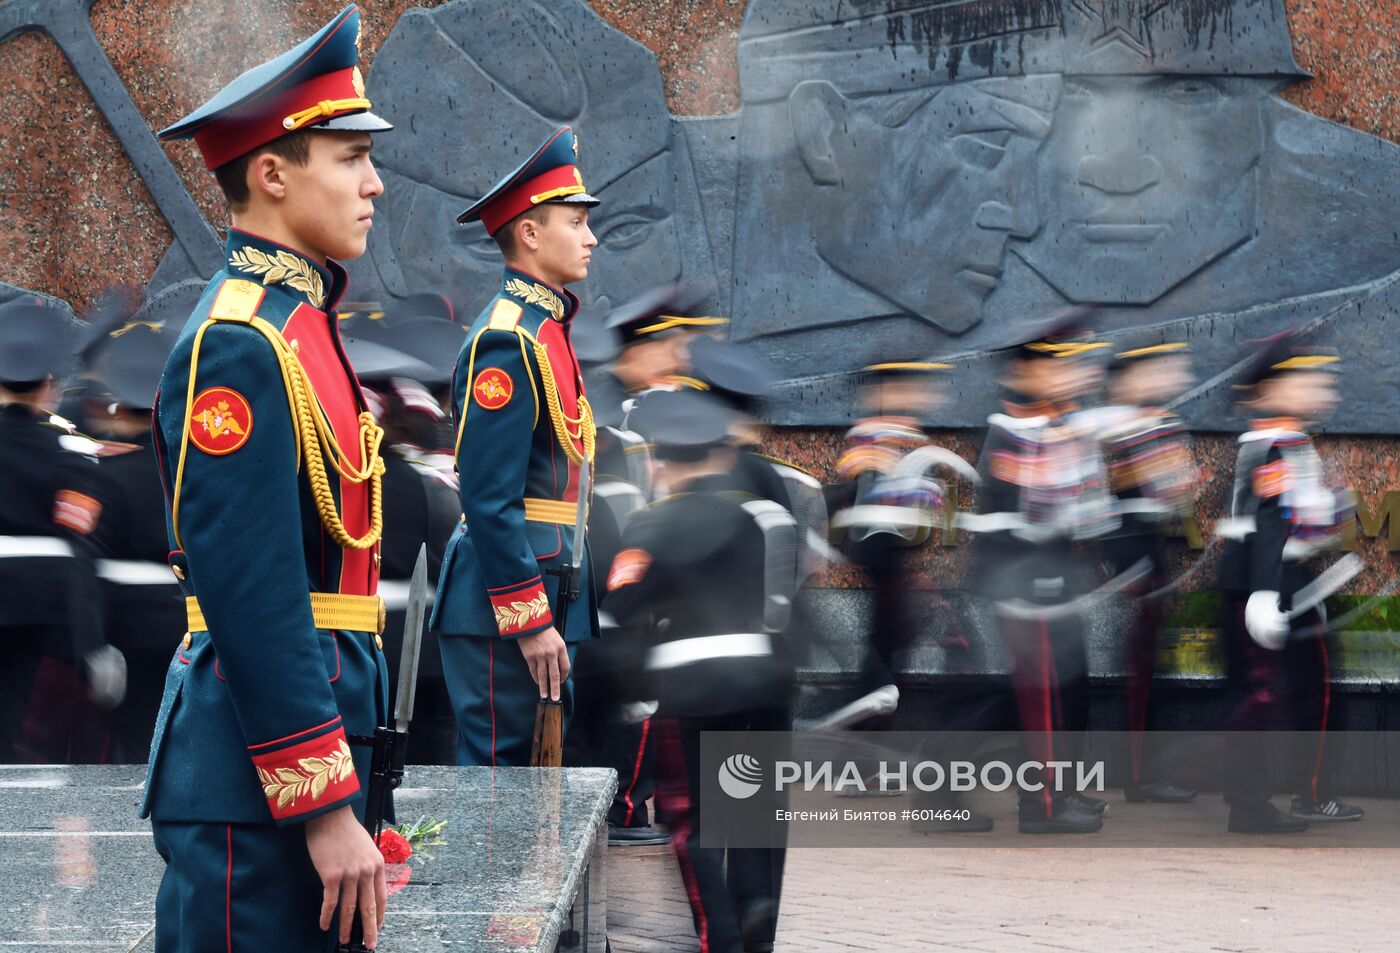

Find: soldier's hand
<box><xmin>305</xmin><ymin>804</ymin><xmax>387</xmax><ymax>947</ymax></box>
<box><xmin>518</xmin><ymin>626</ymin><xmax>570</xmax><ymax>701</ymax></box>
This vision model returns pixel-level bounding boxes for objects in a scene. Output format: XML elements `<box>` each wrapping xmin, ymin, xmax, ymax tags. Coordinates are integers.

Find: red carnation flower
<box><xmin>377</xmin><ymin>828</ymin><xmax>413</xmax><ymax>864</ymax></box>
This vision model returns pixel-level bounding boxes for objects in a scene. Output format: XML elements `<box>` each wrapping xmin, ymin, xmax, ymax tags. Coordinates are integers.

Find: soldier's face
<box><xmin>1256</xmin><ymin>371</ymin><xmax>1340</xmax><ymax>423</ymax></box>
<box><xmin>801</xmin><ymin>77</ymin><xmax>1057</xmax><ymax>335</ymax></box>
<box><xmin>282</xmin><ymin>132</ymin><xmax>384</xmax><ymax>262</ymax></box>
<box><xmin>1017</xmin><ymin>76</ymin><xmax>1264</xmax><ymax>304</ymax></box>
<box><xmin>527</xmin><ymin>205</ymin><xmax>597</xmax><ymax>288</ymax></box>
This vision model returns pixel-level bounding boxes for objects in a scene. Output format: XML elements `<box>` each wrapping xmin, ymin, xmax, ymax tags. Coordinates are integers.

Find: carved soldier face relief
<box><xmin>791</xmin><ymin>76</ymin><xmax>1059</xmax><ymax>335</ymax></box>
<box><xmin>1016</xmin><ymin>76</ymin><xmax>1267</xmax><ymax>304</ymax></box>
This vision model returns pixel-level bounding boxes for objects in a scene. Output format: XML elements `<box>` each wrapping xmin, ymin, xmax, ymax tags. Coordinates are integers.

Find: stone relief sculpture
<box><xmin>350</xmin><ymin>0</ymin><xmax>719</xmax><ymax>319</ymax></box>
<box><xmin>0</xmin><ymin>0</ymin><xmax>1396</xmax><ymax>429</ymax></box>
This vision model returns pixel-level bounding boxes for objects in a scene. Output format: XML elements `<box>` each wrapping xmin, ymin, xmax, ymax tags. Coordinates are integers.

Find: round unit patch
<box><xmin>189</xmin><ymin>387</ymin><xmax>253</xmax><ymax>455</ymax></box>
<box><xmin>472</xmin><ymin>367</ymin><xmax>514</xmax><ymax>411</ymax></box>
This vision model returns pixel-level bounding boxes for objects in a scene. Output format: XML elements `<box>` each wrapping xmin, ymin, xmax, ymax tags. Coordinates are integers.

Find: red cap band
<box><xmin>480</xmin><ymin>165</ymin><xmax>587</xmax><ymax>235</ymax></box>
<box><xmin>193</xmin><ymin>67</ymin><xmax>363</xmax><ymax>170</ymax></box>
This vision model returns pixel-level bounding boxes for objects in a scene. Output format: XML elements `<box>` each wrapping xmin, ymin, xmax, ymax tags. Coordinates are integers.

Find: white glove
<box><xmin>83</xmin><ymin>646</ymin><xmax>128</xmax><ymax>709</ymax></box>
<box><xmin>1245</xmin><ymin>591</ymin><xmax>1290</xmax><ymax>650</ymax></box>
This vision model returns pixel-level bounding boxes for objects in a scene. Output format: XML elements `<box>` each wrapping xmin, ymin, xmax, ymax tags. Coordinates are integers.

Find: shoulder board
<box><xmin>208</xmin><ymin>278</ymin><xmax>266</xmax><ymax>323</ymax></box>
<box><xmin>757</xmin><ymin>452</ymin><xmax>816</xmax><ymax>480</ymax></box>
<box><xmin>488</xmin><ymin>298</ymin><xmax>524</xmax><ymax>331</ymax></box>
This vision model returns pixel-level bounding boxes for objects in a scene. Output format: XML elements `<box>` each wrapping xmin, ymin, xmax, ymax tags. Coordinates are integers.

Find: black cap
<box><xmin>1001</xmin><ymin>307</ymin><xmax>1107</xmax><ymax>362</ymax></box>
<box><xmin>389</xmin><ymin>291</ymin><xmax>455</xmax><ymax>323</ymax></box>
<box><xmin>629</xmin><ymin>389</ymin><xmax>735</xmax><ymax>461</ymax></box>
<box><xmin>858</xmin><ymin>359</ymin><xmax>952</xmax><ymax>383</ymax></box>
<box><xmin>687</xmin><ymin>337</ymin><xmax>777</xmax><ymax>412</ymax></box>
<box><xmin>571</xmin><ymin>305</ymin><xmax>621</xmax><ymax>366</ymax></box>
<box><xmin>384</xmin><ymin>317</ymin><xmax>467</xmax><ymax>386</ymax></box>
<box><xmin>343</xmin><ymin>336</ymin><xmax>440</xmax><ymax>384</ymax></box>
<box><xmin>0</xmin><ymin>298</ymin><xmax>69</xmax><ymax>385</ymax></box>
<box><xmin>604</xmin><ymin>284</ymin><xmax>725</xmax><ymax>346</ymax></box>
<box><xmin>1109</xmin><ymin>340</ymin><xmax>1190</xmax><ymax>374</ymax></box>
<box><xmin>1235</xmin><ymin>331</ymin><xmax>1340</xmax><ymax>391</ymax></box>
<box><xmin>99</xmin><ymin>323</ymin><xmax>172</xmax><ymax>411</ymax></box>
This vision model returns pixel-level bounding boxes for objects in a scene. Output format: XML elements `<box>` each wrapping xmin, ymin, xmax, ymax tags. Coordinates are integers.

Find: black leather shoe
<box><xmin>1019</xmin><ymin>806</ymin><xmax>1103</xmax><ymax>834</ymax></box>
<box><xmin>1228</xmin><ymin>804</ymin><xmax>1309</xmax><ymax>834</ymax></box>
<box><xmin>1068</xmin><ymin>793</ymin><xmax>1108</xmax><ymax>816</ymax></box>
<box><xmin>1125</xmin><ymin>780</ymin><xmax>1198</xmax><ymax>804</ymax></box>
<box><xmin>608</xmin><ymin>824</ymin><xmax>671</xmax><ymax>846</ymax></box>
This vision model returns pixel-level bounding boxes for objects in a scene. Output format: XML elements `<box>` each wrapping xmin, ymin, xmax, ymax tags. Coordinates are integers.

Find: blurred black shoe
<box><xmin>1068</xmin><ymin>792</ymin><xmax>1108</xmax><ymax>816</ymax></box>
<box><xmin>1228</xmin><ymin>803</ymin><xmax>1309</xmax><ymax>833</ymax></box>
<box><xmin>1124</xmin><ymin>780</ymin><xmax>1198</xmax><ymax>803</ymax></box>
<box><xmin>608</xmin><ymin>824</ymin><xmax>671</xmax><ymax>846</ymax></box>
<box><xmin>1290</xmin><ymin>796</ymin><xmax>1365</xmax><ymax>822</ymax></box>
<box><xmin>1019</xmin><ymin>804</ymin><xmax>1103</xmax><ymax>834</ymax></box>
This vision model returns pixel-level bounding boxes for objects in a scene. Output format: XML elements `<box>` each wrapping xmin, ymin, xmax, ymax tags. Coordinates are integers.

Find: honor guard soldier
<box><xmin>606</xmin><ymin>388</ymin><xmax>796</xmax><ymax>953</ymax></box>
<box><xmin>433</xmin><ymin>126</ymin><xmax>600</xmax><ymax>766</ymax></box>
<box><xmin>1218</xmin><ymin>333</ymin><xmax>1363</xmax><ymax>832</ymax></box>
<box><xmin>0</xmin><ymin>299</ymin><xmax>120</xmax><ymax>764</ymax></box>
<box><xmin>964</xmin><ymin>319</ymin><xmax>1116</xmax><ymax>833</ymax></box>
<box><xmin>1091</xmin><ymin>342</ymin><xmax>1199</xmax><ymax>805</ymax></box>
<box><xmin>143</xmin><ymin>7</ymin><xmax>395</xmax><ymax>949</ymax></box>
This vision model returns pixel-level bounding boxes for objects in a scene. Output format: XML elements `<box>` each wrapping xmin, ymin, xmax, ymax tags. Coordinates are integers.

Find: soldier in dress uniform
<box><xmin>142</xmin><ymin>7</ymin><xmax>395</xmax><ymax>949</ymax></box>
<box><xmin>606</xmin><ymin>388</ymin><xmax>795</xmax><ymax>953</ymax></box>
<box><xmin>1089</xmin><ymin>342</ymin><xmax>1199</xmax><ymax>804</ymax></box>
<box><xmin>1217</xmin><ymin>333</ymin><xmax>1364</xmax><ymax>832</ymax></box>
<box><xmin>964</xmin><ymin>318</ymin><xmax>1116</xmax><ymax>833</ymax></box>
<box><xmin>432</xmin><ymin>126</ymin><xmax>601</xmax><ymax>767</ymax></box>
<box><xmin>0</xmin><ymin>299</ymin><xmax>120</xmax><ymax>764</ymax></box>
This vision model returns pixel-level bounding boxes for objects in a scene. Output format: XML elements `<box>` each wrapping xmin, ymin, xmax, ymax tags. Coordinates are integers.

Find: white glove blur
<box><xmin>1245</xmin><ymin>591</ymin><xmax>1290</xmax><ymax>650</ymax></box>
<box><xmin>84</xmin><ymin>645</ymin><xmax>128</xmax><ymax>710</ymax></box>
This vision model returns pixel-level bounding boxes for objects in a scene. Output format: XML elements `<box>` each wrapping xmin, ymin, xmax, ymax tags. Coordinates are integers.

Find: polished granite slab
<box><xmin>0</xmin><ymin>764</ymin><xmax>616</xmax><ymax>952</ymax></box>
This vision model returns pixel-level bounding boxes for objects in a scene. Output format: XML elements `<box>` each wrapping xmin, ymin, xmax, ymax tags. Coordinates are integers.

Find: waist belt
<box><xmin>459</xmin><ymin>498</ymin><xmax>580</xmax><ymax>527</ymax></box>
<box><xmin>186</xmin><ymin>593</ymin><xmax>386</xmax><ymax>634</ymax></box>
<box><xmin>0</xmin><ymin>536</ymin><xmax>76</xmax><ymax>559</ymax></box>
<box><xmin>648</xmin><ymin>633</ymin><xmax>773</xmax><ymax>671</ymax></box>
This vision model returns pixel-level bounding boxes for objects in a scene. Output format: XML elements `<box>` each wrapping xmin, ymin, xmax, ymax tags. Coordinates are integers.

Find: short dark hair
<box><xmin>213</xmin><ymin>131</ymin><xmax>314</xmax><ymax>209</ymax></box>
<box><xmin>492</xmin><ymin>204</ymin><xmax>557</xmax><ymax>260</ymax></box>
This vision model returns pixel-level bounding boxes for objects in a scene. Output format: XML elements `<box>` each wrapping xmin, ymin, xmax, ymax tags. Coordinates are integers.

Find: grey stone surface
<box><xmin>0</xmin><ymin>765</ymin><xmax>617</xmax><ymax>952</ymax></box>
<box><xmin>728</xmin><ymin>0</ymin><xmax>1400</xmax><ymax>430</ymax></box>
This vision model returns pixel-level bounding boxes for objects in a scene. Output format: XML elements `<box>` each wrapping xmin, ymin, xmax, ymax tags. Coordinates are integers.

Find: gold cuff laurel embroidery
<box><xmin>256</xmin><ymin>738</ymin><xmax>355</xmax><ymax>810</ymax></box>
<box><xmin>494</xmin><ymin>589</ymin><xmax>551</xmax><ymax>632</ymax></box>
<box><xmin>504</xmin><ymin>278</ymin><xmax>564</xmax><ymax>319</ymax></box>
<box><xmin>230</xmin><ymin>247</ymin><xmax>327</xmax><ymax>309</ymax></box>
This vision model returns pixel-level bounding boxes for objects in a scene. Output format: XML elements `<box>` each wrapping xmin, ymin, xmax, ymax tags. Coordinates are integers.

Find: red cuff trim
<box><xmin>251</xmin><ymin>727</ymin><xmax>359</xmax><ymax>820</ymax></box>
<box><xmin>490</xmin><ymin>581</ymin><xmax>553</xmax><ymax>636</ymax></box>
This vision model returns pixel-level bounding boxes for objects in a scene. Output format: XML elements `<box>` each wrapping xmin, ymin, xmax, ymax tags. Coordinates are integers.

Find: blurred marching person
<box><xmin>563</xmin><ymin>307</ymin><xmax>669</xmax><ymax>846</ymax></box>
<box><xmin>964</xmin><ymin>317</ymin><xmax>1117</xmax><ymax>833</ymax></box>
<box><xmin>821</xmin><ymin>360</ymin><xmax>952</xmax><ymax>731</ymax></box>
<box><xmin>1089</xmin><ymin>342</ymin><xmax>1200</xmax><ymax>804</ymax></box>
<box><xmin>606</xmin><ymin>388</ymin><xmax>796</xmax><ymax>953</ymax></box>
<box><xmin>603</xmin><ymin>285</ymin><xmax>725</xmax><ymax>415</ymax></box>
<box><xmin>1218</xmin><ymin>332</ymin><xmax>1363</xmax><ymax>832</ymax></box>
<box><xmin>345</xmin><ymin>334</ymin><xmax>462</xmax><ymax>765</ymax></box>
<box><xmin>0</xmin><ymin>299</ymin><xmax>123</xmax><ymax>764</ymax></box>
<box><xmin>86</xmin><ymin>323</ymin><xmax>182</xmax><ymax>763</ymax></box>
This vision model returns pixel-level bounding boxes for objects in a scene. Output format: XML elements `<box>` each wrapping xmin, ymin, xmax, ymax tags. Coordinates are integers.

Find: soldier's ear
<box><xmin>789</xmin><ymin>80</ymin><xmax>847</xmax><ymax>186</ymax></box>
<box><xmin>248</xmin><ymin>152</ymin><xmax>289</xmax><ymax>203</ymax></box>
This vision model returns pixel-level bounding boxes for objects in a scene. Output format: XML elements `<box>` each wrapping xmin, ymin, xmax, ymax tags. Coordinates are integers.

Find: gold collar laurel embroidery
<box><xmin>230</xmin><ymin>246</ymin><xmax>327</xmax><ymax>309</ymax></box>
<box><xmin>494</xmin><ymin>589</ymin><xmax>551</xmax><ymax>632</ymax></box>
<box><xmin>255</xmin><ymin>738</ymin><xmax>355</xmax><ymax>809</ymax></box>
<box><xmin>504</xmin><ymin>278</ymin><xmax>564</xmax><ymax>320</ymax></box>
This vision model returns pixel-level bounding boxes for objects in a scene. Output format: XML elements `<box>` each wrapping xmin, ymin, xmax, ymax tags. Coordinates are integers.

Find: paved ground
<box><xmin>608</xmin><ymin>795</ymin><xmax>1400</xmax><ymax>953</ymax></box>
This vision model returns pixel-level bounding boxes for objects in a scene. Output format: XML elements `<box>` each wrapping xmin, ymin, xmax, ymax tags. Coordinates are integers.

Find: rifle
<box><xmin>534</xmin><ymin>456</ymin><xmax>590</xmax><ymax>767</ymax></box>
<box><xmin>338</xmin><ymin>544</ymin><xmax>430</xmax><ymax>953</ymax></box>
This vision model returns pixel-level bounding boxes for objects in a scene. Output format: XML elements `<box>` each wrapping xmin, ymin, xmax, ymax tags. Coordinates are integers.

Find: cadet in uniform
<box><xmin>1091</xmin><ymin>342</ymin><xmax>1199</xmax><ymax>804</ymax></box>
<box><xmin>433</xmin><ymin>127</ymin><xmax>601</xmax><ymax>766</ymax></box>
<box><xmin>143</xmin><ymin>7</ymin><xmax>395</xmax><ymax>949</ymax></box>
<box><xmin>0</xmin><ymin>299</ymin><xmax>118</xmax><ymax>764</ymax></box>
<box><xmin>606</xmin><ymin>388</ymin><xmax>795</xmax><ymax>953</ymax></box>
<box><xmin>1218</xmin><ymin>333</ymin><xmax>1363</xmax><ymax>832</ymax></box>
<box><xmin>965</xmin><ymin>320</ymin><xmax>1115</xmax><ymax>833</ymax></box>
<box><xmin>88</xmin><ymin>323</ymin><xmax>183</xmax><ymax>763</ymax></box>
